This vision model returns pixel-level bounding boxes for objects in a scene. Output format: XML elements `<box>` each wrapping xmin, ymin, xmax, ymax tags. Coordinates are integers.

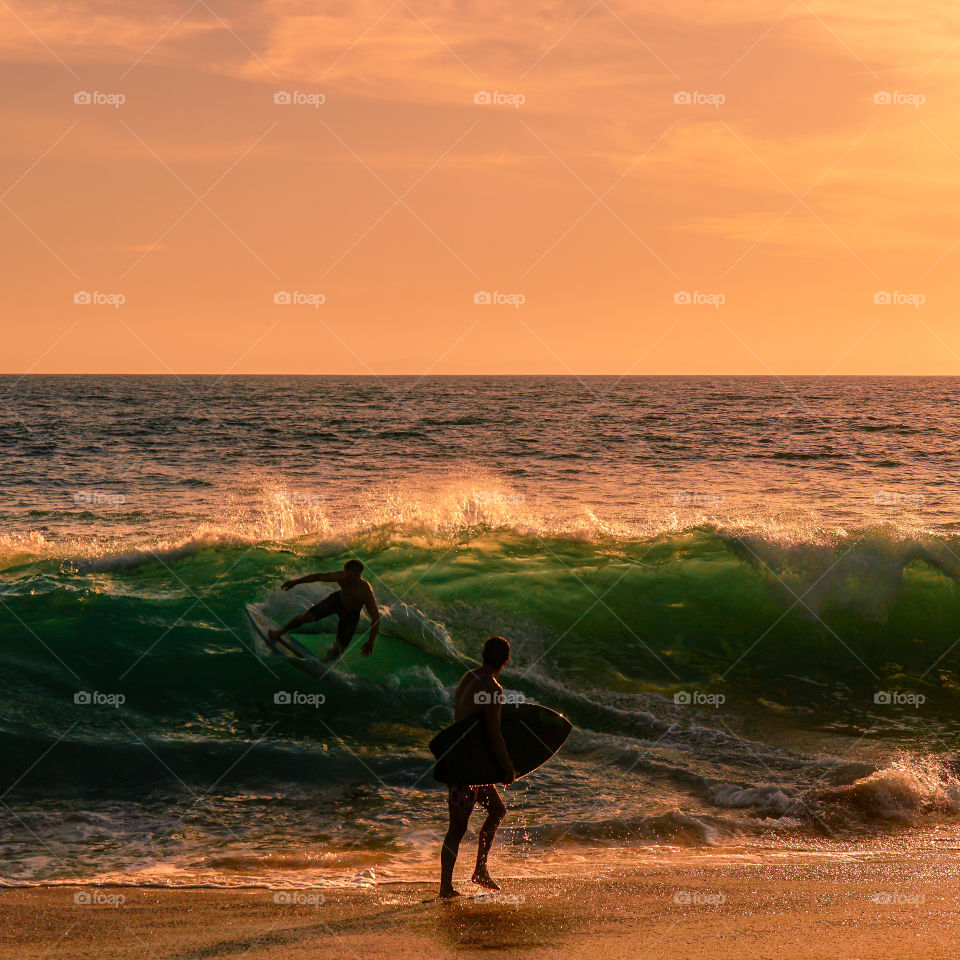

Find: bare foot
<box><xmin>267</xmin><ymin>629</ymin><xmax>281</xmax><ymax>643</ymax></box>
<box><xmin>471</xmin><ymin>868</ymin><xmax>500</xmax><ymax>891</ymax></box>
<box><xmin>439</xmin><ymin>886</ymin><xmax>461</xmax><ymax>899</ymax></box>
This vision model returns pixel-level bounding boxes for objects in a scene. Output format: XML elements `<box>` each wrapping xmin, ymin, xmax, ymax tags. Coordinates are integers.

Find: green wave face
<box><xmin>4</xmin><ymin>526</ymin><xmax>960</xmax><ymax>774</ymax></box>
<box><xmin>6</xmin><ymin>526</ymin><xmax>960</xmax><ymax>886</ymax></box>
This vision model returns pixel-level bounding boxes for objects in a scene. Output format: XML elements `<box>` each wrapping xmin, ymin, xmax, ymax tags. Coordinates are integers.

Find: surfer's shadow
<box><xmin>432</xmin><ymin>892</ymin><xmax>562</xmax><ymax>951</ymax></box>
<box><xmin>161</xmin><ymin>896</ymin><xmax>552</xmax><ymax>960</ymax></box>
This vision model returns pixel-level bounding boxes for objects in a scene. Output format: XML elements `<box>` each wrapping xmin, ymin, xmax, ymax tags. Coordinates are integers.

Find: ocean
<box><xmin>3</xmin><ymin>375</ymin><xmax>960</xmax><ymax>888</ymax></box>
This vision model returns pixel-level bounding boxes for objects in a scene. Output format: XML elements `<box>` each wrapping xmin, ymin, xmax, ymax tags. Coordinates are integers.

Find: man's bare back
<box><xmin>331</xmin><ymin>571</ymin><xmax>375</xmax><ymax>613</ymax></box>
<box><xmin>454</xmin><ymin>669</ymin><xmax>502</xmax><ymax>722</ymax></box>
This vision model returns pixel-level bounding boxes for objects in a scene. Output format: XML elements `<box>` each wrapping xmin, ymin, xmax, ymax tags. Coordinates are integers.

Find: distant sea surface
<box><xmin>3</xmin><ymin>376</ymin><xmax>960</xmax><ymax>887</ymax></box>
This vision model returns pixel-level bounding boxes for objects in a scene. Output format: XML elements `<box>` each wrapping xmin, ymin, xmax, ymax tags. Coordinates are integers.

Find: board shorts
<box><xmin>448</xmin><ymin>783</ymin><xmax>498</xmax><ymax>816</ymax></box>
<box><xmin>307</xmin><ymin>591</ymin><xmax>362</xmax><ymax>649</ymax></box>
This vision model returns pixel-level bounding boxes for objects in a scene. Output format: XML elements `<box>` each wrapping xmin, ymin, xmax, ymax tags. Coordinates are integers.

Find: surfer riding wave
<box><xmin>269</xmin><ymin>558</ymin><xmax>381</xmax><ymax>663</ymax></box>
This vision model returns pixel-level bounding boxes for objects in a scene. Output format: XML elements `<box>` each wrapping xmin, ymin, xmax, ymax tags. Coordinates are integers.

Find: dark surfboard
<box><xmin>429</xmin><ymin>703</ymin><xmax>572</xmax><ymax>784</ymax></box>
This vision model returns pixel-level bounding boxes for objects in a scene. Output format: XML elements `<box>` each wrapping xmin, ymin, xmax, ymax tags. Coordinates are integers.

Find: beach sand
<box><xmin>4</xmin><ymin>849</ymin><xmax>960</xmax><ymax>959</ymax></box>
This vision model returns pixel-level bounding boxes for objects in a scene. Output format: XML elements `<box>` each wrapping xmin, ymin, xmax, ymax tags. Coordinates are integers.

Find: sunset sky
<box><xmin>3</xmin><ymin>0</ymin><xmax>960</xmax><ymax>374</ymax></box>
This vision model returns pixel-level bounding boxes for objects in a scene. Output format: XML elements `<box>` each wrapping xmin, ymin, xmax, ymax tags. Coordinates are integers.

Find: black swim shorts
<box><xmin>307</xmin><ymin>591</ymin><xmax>362</xmax><ymax>648</ymax></box>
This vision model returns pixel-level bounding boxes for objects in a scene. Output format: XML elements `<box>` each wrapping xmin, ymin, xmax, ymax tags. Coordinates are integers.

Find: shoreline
<box><xmin>4</xmin><ymin>850</ymin><xmax>960</xmax><ymax>959</ymax></box>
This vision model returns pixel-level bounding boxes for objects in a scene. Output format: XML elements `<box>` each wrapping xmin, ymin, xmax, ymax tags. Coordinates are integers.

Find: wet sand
<box><xmin>4</xmin><ymin>849</ymin><xmax>960</xmax><ymax>959</ymax></box>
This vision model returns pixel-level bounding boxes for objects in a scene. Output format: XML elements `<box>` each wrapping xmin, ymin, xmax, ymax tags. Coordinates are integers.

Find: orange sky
<box><xmin>2</xmin><ymin>0</ymin><xmax>960</xmax><ymax>374</ymax></box>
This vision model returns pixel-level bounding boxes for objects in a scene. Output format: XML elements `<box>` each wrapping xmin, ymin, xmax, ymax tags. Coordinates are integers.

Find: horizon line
<box><xmin>2</xmin><ymin>372</ymin><xmax>959</xmax><ymax>378</ymax></box>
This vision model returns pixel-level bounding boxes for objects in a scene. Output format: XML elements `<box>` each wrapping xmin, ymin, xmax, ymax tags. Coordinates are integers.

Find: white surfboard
<box><xmin>245</xmin><ymin>604</ymin><xmax>328</xmax><ymax>679</ymax></box>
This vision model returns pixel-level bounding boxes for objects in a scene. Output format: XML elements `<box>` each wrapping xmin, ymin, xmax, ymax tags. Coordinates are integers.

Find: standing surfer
<box><xmin>269</xmin><ymin>558</ymin><xmax>380</xmax><ymax>662</ymax></box>
<box><xmin>440</xmin><ymin>636</ymin><xmax>516</xmax><ymax>898</ymax></box>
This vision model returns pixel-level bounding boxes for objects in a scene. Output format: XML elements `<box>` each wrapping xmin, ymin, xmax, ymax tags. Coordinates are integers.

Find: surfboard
<box><xmin>245</xmin><ymin>605</ymin><xmax>327</xmax><ymax>680</ymax></box>
<box><xmin>429</xmin><ymin>703</ymin><xmax>572</xmax><ymax>785</ymax></box>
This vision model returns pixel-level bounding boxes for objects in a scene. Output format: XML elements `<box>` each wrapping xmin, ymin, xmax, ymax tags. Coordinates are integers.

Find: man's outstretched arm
<box><xmin>281</xmin><ymin>571</ymin><xmax>342</xmax><ymax>590</ymax></box>
<box><xmin>360</xmin><ymin>595</ymin><xmax>381</xmax><ymax>658</ymax></box>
